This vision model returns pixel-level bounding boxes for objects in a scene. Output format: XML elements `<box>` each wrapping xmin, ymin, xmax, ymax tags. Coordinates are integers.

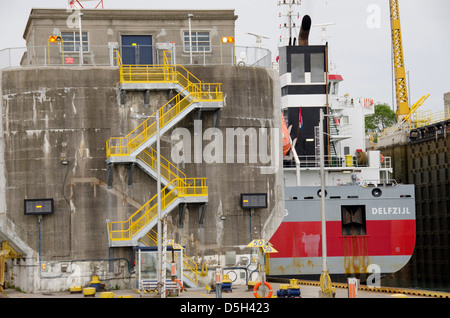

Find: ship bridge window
<box><xmin>310</xmin><ymin>53</ymin><xmax>325</xmax><ymax>83</ymax></box>
<box><xmin>330</xmin><ymin>82</ymin><xmax>339</xmax><ymax>95</ymax></box>
<box><xmin>291</xmin><ymin>53</ymin><xmax>305</xmax><ymax>83</ymax></box>
<box><xmin>341</xmin><ymin>205</ymin><xmax>366</xmax><ymax>236</ymax></box>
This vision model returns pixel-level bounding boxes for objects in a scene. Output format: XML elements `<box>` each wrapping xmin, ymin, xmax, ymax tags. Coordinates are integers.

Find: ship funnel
<box><xmin>298</xmin><ymin>15</ymin><xmax>311</xmax><ymax>46</ymax></box>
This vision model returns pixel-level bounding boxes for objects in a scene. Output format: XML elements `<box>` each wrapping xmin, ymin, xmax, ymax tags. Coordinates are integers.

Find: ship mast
<box><xmin>277</xmin><ymin>0</ymin><xmax>302</xmax><ymax>46</ymax></box>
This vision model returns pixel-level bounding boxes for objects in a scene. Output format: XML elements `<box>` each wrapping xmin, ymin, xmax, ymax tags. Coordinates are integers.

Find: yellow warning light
<box><xmin>49</xmin><ymin>36</ymin><xmax>63</xmax><ymax>43</ymax></box>
<box><xmin>221</xmin><ymin>36</ymin><xmax>235</xmax><ymax>44</ymax></box>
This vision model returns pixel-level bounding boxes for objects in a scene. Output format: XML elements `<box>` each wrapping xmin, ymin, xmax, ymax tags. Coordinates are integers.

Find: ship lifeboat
<box><xmin>282</xmin><ymin>112</ymin><xmax>291</xmax><ymax>157</ymax></box>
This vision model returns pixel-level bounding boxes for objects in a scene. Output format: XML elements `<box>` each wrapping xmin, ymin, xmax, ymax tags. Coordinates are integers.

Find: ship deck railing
<box><xmin>283</xmin><ymin>155</ymin><xmax>392</xmax><ymax>170</ymax></box>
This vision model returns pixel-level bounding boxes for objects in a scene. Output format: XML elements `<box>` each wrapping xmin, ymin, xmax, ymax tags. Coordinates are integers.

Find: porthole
<box><xmin>317</xmin><ymin>189</ymin><xmax>327</xmax><ymax>198</ymax></box>
<box><xmin>372</xmin><ymin>188</ymin><xmax>382</xmax><ymax>197</ymax></box>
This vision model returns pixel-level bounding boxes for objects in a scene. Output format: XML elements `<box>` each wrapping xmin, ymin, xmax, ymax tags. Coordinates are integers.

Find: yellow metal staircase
<box><xmin>108</xmin><ymin>178</ymin><xmax>207</xmax><ymax>247</ymax></box>
<box><xmin>136</xmin><ymin>148</ymin><xmax>186</xmax><ymax>188</ymax></box>
<box><xmin>107</xmin><ymin>51</ymin><xmax>223</xmax><ymax>248</ymax></box>
<box><xmin>107</xmin><ymin>52</ymin><xmax>223</xmax><ymax>162</ymax></box>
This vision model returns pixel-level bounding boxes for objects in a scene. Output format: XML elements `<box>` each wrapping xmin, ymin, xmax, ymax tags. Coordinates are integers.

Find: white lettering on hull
<box><xmin>371</xmin><ymin>207</ymin><xmax>410</xmax><ymax>215</ymax></box>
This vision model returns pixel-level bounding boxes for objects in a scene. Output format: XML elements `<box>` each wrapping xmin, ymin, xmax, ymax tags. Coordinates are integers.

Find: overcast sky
<box><xmin>0</xmin><ymin>0</ymin><xmax>449</xmax><ymax>112</ymax></box>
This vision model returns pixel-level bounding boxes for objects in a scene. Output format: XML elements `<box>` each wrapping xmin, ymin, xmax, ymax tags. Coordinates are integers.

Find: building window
<box><xmin>341</xmin><ymin>205</ymin><xmax>367</xmax><ymax>235</ymax></box>
<box><xmin>183</xmin><ymin>31</ymin><xmax>211</xmax><ymax>53</ymax></box>
<box><xmin>61</xmin><ymin>32</ymin><xmax>89</xmax><ymax>52</ymax></box>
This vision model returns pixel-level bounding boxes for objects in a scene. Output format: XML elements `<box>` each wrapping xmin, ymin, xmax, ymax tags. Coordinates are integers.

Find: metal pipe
<box><xmin>188</xmin><ymin>14</ymin><xmax>193</xmax><ymax>65</ymax></box>
<box><xmin>156</xmin><ymin>109</ymin><xmax>163</xmax><ymax>296</ymax></box>
<box><xmin>78</xmin><ymin>12</ymin><xmax>84</xmax><ymax>65</ymax></box>
<box><xmin>319</xmin><ymin>109</ymin><xmax>328</xmax><ymax>274</ymax></box>
<box><xmin>298</xmin><ymin>15</ymin><xmax>312</xmax><ymax>46</ymax></box>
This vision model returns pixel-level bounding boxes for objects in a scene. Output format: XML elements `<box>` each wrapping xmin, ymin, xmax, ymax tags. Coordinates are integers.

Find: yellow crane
<box><xmin>368</xmin><ymin>1</ymin><xmax>430</xmax><ymax>145</ymax></box>
<box><xmin>390</xmin><ymin>0</ymin><xmax>410</xmax><ymax>120</ymax></box>
<box><xmin>390</xmin><ymin>0</ymin><xmax>430</xmax><ymax>124</ymax></box>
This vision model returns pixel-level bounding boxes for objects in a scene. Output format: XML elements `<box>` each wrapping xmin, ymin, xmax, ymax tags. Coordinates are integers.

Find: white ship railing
<box><xmin>283</xmin><ymin>155</ymin><xmax>392</xmax><ymax>170</ymax></box>
<box><xmin>360</xmin><ymin>179</ymin><xmax>399</xmax><ymax>187</ymax></box>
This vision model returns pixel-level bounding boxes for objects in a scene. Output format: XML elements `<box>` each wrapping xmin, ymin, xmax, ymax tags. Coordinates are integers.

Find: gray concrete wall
<box><xmin>445</xmin><ymin>92</ymin><xmax>450</xmax><ymax>113</ymax></box>
<box><xmin>0</xmin><ymin>65</ymin><xmax>284</xmax><ymax>292</ymax></box>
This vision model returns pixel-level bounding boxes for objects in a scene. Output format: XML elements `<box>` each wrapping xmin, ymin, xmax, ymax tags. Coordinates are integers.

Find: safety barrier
<box><xmin>106</xmin><ymin>51</ymin><xmax>223</xmax><ymax>158</ymax></box>
<box><xmin>106</xmin><ymin>90</ymin><xmax>191</xmax><ymax>157</ymax></box>
<box><xmin>137</xmin><ymin>148</ymin><xmax>187</xmax><ymax>185</ymax></box>
<box><xmin>108</xmin><ymin>178</ymin><xmax>207</xmax><ymax>242</ymax></box>
<box><xmin>0</xmin><ymin>44</ymin><xmax>272</xmax><ymax>69</ymax></box>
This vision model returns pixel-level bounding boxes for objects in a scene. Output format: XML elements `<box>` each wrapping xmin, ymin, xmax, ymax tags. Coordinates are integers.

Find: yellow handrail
<box><xmin>107</xmin><ymin>89</ymin><xmax>222</xmax><ymax>158</ymax></box>
<box><xmin>107</xmin><ymin>90</ymin><xmax>191</xmax><ymax>157</ymax></box>
<box><xmin>412</xmin><ymin>108</ymin><xmax>450</xmax><ymax>128</ymax></box>
<box><xmin>137</xmin><ymin>148</ymin><xmax>187</xmax><ymax>184</ymax></box>
<box><xmin>108</xmin><ymin>52</ymin><xmax>214</xmax><ymax>281</ymax></box>
<box><xmin>174</xmin><ymin>253</ymin><xmax>199</xmax><ymax>286</ymax></box>
<box><xmin>108</xmin><ymin>178</ymin><xmax>207</xmax><ymax>242</ymax></box>
<box><xmin>107</xmin><ymin>50</ymin><xmax>222</xmax><ymax>158</ymax></box>
<box><xmin>114</xmin><ymin>49</ymin><xmax>220</xmax><ymax>90</ymax></box>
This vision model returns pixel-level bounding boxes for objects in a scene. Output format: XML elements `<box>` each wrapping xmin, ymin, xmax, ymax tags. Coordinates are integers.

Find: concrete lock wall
<box><xmin>377</xmin><ymin>132</ymin><xmax>450</xmax><ymax>290</ymax></box>
<box><xmin>0</xmin><ymin>65</ymin><xmax>284</xmax><ymax>292</ymax></box>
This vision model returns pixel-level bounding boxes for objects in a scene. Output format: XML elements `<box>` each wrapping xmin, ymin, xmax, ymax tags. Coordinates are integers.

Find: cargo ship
<box><xmin>268</xmin><ymin>14</ymin><xmax>416</xmax><ymax>280</ymax></box>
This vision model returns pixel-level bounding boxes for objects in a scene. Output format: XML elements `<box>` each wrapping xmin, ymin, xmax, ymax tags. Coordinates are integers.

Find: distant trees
<box><xmin>365</xmin><ymin>103</ymin><xmax>397</xmax><ymax>134</ymax></box>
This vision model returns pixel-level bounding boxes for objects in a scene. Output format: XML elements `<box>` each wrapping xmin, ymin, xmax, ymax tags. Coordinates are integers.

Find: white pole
<box><xmin>188</xmin><ymin>14</ymin><xmax>193</xmax><ymax>65</ymax></box>
<box><xmin>156</xmin><ymin>109</ymin><xmax>163</xmax><ymax>296</ymax></box>
<box><xmin>161</xmin><ymin>218</ymin><xmax>167</xmax><ymax>298</ymax></box>
<box><xmin>138</xmin><ymin>249</ymin><xmax>142</xmax><ymax>297</ymax></box>
<box><xmin>78</xmin><ymin>12</ymin><xmax>84</xmax><ymax>65</ymax></box>
<box><xmin>319</xmin><ymin>109</ymin><xmax>328</xmax><ymax>274</ymax></box>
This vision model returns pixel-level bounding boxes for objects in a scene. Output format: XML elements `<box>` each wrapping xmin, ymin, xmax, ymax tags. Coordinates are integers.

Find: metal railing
<box><xmin>283</xmin><ymin>154</ymin><xmax>392</xmax><ymax>170</ymax></box>
<box><xmin>137</xmin><ymin>148</ymin><xmax>187</xmax><ymax>185</ymax></box>
<box><xmin>0</xmin><ymin>44</ymin><xmax>272</xmax><ymax>69</ymax></box>
<box><xmin>108</xmin><ymin>178</ymin><xmax>207</xmax><ymax>242</ymax></box>
<box><xmin>411</xmin><ymin>108</ymin><xmax>450</xmax><ymax>128</ymax></box>
<box><xmin>107</xmin><ymin>51</ymin><xmax>223</xmax><ymax>158</ymax></box>
<box><xmin>368</xmin><ymin>107</ymin><xmax>448</xmax><ymax>146</ymax></box>
<box><xmin>106</xmin><ymin>89</ymin><xmax>195</xmax><ymax>157</ymax></box>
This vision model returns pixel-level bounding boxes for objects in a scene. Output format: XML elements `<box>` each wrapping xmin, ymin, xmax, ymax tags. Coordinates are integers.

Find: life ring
<box><xmin>253</xmin><ymin>281</ymin><xmax>273</xmax><ymax>298</ymax></box>
<box><xmin>380</xmin><ymin>155</ymin><xmax>385</xmax><ymax>163</ymax></box>
<box><xmin>364</xmin><ymin>98</ymin><xmax>374</xmax><ymax>108</ymax></box>
<box><xmin>175</xmin><ymin>279</ymin><xmax>183</xmax><ymax>292</ymax></box>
